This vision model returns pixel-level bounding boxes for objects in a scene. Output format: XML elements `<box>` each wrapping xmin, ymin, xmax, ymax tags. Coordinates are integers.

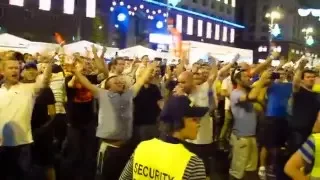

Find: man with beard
<box><xmin>229</xmin><ymin>69</ymin><xmax>270</xmax><ymax>180</ymax></box>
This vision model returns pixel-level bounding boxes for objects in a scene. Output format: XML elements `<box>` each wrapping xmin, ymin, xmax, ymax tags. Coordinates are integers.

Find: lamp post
<box><xmin>302</xmin><ymin>27</ymin><xmax>315</xmax><ymax>65</ymax></box>
<box><xmin>302</xmin><ymin>27</ymin><xmax>314</xmax><ymax>46</ymax></box>
<box><xmin>265</xmin><ymin>10</ymin><xmax>282</xmax><ymax>51</ymax></box>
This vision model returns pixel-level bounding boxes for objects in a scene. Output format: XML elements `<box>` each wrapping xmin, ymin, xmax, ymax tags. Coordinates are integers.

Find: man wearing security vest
<box><xmin>120</xmin><ymin>95</ymin><xmax>208</xmax><ymax>180</ymax></box>
<box><xmin>284</xmin><ymin>111</ymin><xmax>320</xmax><ymax>180</ymax></box>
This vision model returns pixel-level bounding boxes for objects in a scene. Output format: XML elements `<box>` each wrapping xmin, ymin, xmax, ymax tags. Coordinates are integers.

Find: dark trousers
<box><xmin>61</xmin><ymin>122</ymin><xmax>98</xmax><ymax>180</ymax></box>
<box><xmin>96</xmin><ymin>140</ymin><xmax>134</xmax><ymax>180</ymax></box>
<box><xmin>53</xmin><ymin>113</ymin><xmax>67</xmax><ymax>151</ymax></box>
<box><xmin>0</xmin><ymin>144</ymin><xmax>31</xmax><ymax>180</ymax></box>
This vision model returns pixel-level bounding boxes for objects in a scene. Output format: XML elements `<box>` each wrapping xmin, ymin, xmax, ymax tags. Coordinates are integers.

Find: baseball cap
<box><xmin>160</xmin><ymin>96</ymin><xmax>209</xmax><ymax>124</ymax></box>
<box><xmin>23</xmin><ymin>62</ymin><xmax>38</xmax><ymax>70</ymax></box>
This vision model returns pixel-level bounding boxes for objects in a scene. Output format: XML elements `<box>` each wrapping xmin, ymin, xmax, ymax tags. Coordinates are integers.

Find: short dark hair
<box><xmin>302</xmin><ymin>69</ymin><xmax>316</xmax><ymax>79</ymax></box>
<box><xmin>231</xmin><ymin>68</ymin><xmax>246</xmax><ymax>85</ymax></box>
<box><xmin>141</xmin><ymin>55</ymin><xmax>148</xmax><ymax>60</ymax></box>
<box><xmin>112</xmin><ymin>57</ymin><xmax>124</xmax><ymax>65</ymax></box>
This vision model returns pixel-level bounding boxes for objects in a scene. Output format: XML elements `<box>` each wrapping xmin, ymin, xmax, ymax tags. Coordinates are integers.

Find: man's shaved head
<box><xmin>178</xmin><ymin>71</ymin><xmax>194</xmax><ymax>94</ymax></box>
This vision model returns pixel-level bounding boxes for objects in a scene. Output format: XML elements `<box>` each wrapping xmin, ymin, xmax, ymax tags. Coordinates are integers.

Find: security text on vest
<box><xmin>134</xmin><ymin>163</ymin><xmax>175</xmax><ymax>180</ymax></box>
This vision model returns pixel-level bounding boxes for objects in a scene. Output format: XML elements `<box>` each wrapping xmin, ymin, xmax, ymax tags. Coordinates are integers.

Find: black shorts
<box><xmin>181</xmin><ymin>142</ymin><xmax>214</xmax><ymax>175</ymax></box>
<box><xmin>259</xmin><ymin>116</ymin><xmax>288</xmax><ymax>148</ymax></box>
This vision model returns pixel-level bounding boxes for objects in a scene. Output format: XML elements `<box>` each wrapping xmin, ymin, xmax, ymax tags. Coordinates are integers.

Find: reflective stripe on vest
<box><xmin>133</xmin><ymin>138</ymin><xmax>194</xmax><ymax>180</ymax></box>
<box><xmin>311</xmin><ymin>134</ymin><xmax>320</xmax><ymax>178</ymax></box>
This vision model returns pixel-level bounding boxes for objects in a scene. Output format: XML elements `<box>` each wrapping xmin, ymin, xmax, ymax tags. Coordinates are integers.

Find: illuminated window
<box><xmin>9</xmin><ymin>0</ymin><xmax>24</xmax><ymax>6</ymax></box>
<box><xmin>224</xmin><ymin>0</ymin><xmax>228</xmax><ymax>4</ymax></box>
<box><xmin>216</xmin><ymin>0</ymin><xmax>220</xmax><ymax>2</ymax></box>
<box><xmin>197</xmin><ymin>20</ymin><xmax>203</xmax><ymax>37</ymax></box>
<box><xmin>187</xmin><ymin>17</ymin><xmax>193</xmax><ymax>35</ymax></box>
<box><xmin>39</xmin><ymin>0</ymin><xmax>51</xmax><ymax>11</ymax></box>
<box><xmin>64</xmin><ymin>0</ymin><xmax>75</xmax><ymax>14</ymax></box>
<box><xmin>176</xmin><ymin>14</ymin><xmax>183</xmax><ymax>33</ymax></box>
<box><xmin>214</xmin><ymin>24</ymin><xmax>220</xmax><ymax>40</ymax></box>
<box><xmin>230</xmin><ymin>28</ymin><xmax>235</xmax><ymax>43</ymax></box>
<box><xmin>222</xmin><ymin>26</ymin><xmax>228</xmax><ymax>42</ymax></box>
<box><xmin>86</xmin><ymin>0</ymin><xmax>96</xmax><ymax>18</ymax></box>
<box><xmin>206</xmin><ymin>22</ymin><xmax>212</xmax><ymax>39</ymax></box>
<box><xmin>231</xmin><ymin>0</ymin><xmax>236</xmax><ymax>7</ymax></box>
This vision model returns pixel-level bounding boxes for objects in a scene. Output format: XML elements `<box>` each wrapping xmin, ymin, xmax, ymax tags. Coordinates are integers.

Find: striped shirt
<box><xmin>299</xmin><ymin>136</ymin><xmax>315</xmax><ymax>165</ymax></box>
<box><xmin>119</xmin><ymin>154</ymin><xmax>206</xmax><ymax>180</ymax></box>
<box><xmin>50</xmin><ymin>72</ymin><xmax>66</xmax><ymax>114</ymax></box>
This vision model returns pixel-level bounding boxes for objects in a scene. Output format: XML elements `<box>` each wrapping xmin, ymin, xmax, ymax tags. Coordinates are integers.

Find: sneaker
<box><xmin>258</xmin><ymin>166</ymin><xmax>266</xmax><ymax>180</ymax></box>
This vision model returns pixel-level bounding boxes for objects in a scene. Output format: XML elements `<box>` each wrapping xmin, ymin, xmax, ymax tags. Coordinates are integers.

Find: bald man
<box><xmin>176</xmin><ymin>71</ymin><xmax>194</xmax><ymax>95</ymax></box>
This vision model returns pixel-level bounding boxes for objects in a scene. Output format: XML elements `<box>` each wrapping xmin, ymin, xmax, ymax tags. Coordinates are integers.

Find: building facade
<box><xmin>236</xmin><ymin>0</ymin><xmax>320</xmax><ymax>63</ymax></box>
<box><xmin>0</xmin><ymin>0</ymin><xmax>245</xmax><ymax>52</ymax></box>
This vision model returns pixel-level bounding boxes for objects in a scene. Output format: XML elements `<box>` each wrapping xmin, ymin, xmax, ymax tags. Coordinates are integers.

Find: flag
<box><xmin>54</xmin><ymin>32</ymin><xmax>65</xmax><ymax>45</ymax></box>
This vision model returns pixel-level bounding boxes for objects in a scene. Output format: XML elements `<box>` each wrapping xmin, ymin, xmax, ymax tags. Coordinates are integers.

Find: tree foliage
<box><xmin>92</xmin><ymin>15</ymin><xmax>104</xmax><ymax>45</ymax></box>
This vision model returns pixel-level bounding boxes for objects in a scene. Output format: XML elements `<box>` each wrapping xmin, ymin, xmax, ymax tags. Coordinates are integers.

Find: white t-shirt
<box><xmin>221</xmin><ymin>76</ymin><xmax>233</xmax><ymax>110</ymax></box>
<box><xmin>188</xmin><ymin>82</ymin><xmax>213</xmax><ymax>145</ymax></box>
<box><xmin>0</xmin><ymin>83</ymin><xmax>37</xmax><ymax>146</ymax></box>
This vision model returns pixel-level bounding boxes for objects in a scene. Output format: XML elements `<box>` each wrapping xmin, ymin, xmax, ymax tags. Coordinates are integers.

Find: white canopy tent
<box><xmin>28</xmin><ymin>42</ymin><xmax>59</xmax><ymax>54</ymax></box>
<box><xmin>183</xmin><ymin>41</ymin><xmax>254</xmax><ymax>64</ymax></box>
<box><xmin>64</xmin><ymin>40</ymin><xmax>119</xmax><ymax>58</ymax></box>
<box><xmin>118</xmin><ymin>45</ymin><xmax>178</xmax><ymax>61</ymax></box>
<box><xmin>117</xmin><ymin>45</ymin><xmax>159</xmax><ymax>59</ymax></box>
<box><xmin>0</xmin><ymin>33</ymin><xmax>31</xmax><ymax>53</ymax></box>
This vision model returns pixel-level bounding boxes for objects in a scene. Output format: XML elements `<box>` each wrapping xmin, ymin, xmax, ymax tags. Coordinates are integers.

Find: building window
<box><xmin>260</xmin><ymin>36</ymin><xmax>268</xmax><ymax>41</ymax></box>
<box><xmin>9</xmin><ymin>0</ymin><xmax>24</xmax><ymax>6</ymax></box>
<box><xmin>193</xmin><ymin>0</ymin><xmax>197</xmax><ymax>3</ymax></box>
<box><xmin>222</xmin><ymin>26</ymin><xmax>228</xmax><ymax>42</ymax></box>
<box><xmin>64</xmin><ymin>0</ymin><xmax>75</xmax><ymax>14</ymax></box>
<box><xmin>261</xmin><ymin>26</ymin><xmax>269</xmax><ymax>32</ymax></box>
<box><xmin>39</xmin><ymin>0</ymin><xmax>51</xmax><ymax>11</ymax></box>
<box><xmin>86</xmin><ymin>0</ymin><xmax>96</xmax><ymax>18</ymax></box>
<box><xmin>227</xmin><ymin>7</ymin><xmax>232</xmax><ymax>14</ymax></box>
<box><xmin>230</xmin><ymin>28</ymin><xmax>235</xmax><ymax>43</ymax></box>
<box><xmin>197</xmin><ymin>20</ymin><xmax>203</xmax><ymax>37</ymax></box>
<box><xmin>224</xmin><ymin>0</ymin><xmax>228</xmax><ymax>5</ymax></box>
<box><xmin>202</xmin><ymin>0</ymin><xmax>208</xmax><ymax>6</ymax></box>
<box><xmin>216</xmin><ymin>0</ymin><xmax>220</xmax><ymax>1</ymax></box>
<box><xmin>206</xmin><ymin>22</ymin><xmax>212</xmax><ymax>39</ymax></box>
<box><xmin>176</xmin><ymin>14</ymin><xmax>183</xmax><ymax>33</ymax></box>
<box><xmin>219</xmin><ymin>4</ymin><xmax>224</xmax><ymax>12</ymax></box>
<box><xmin>231</xmin><ymin>0</ymin><xmax>236</xmax><ymax>7</ymax></box>
<box><xmin>262</xmin><ymin>5</ymin><xmax>269</xmax><ymax>12</ymax></box>
<box><xmin>215</xmin><ymin>24</ymin><xmax>220</xmax><ymax>40</ymax></box>
<box><xmin>211</xmin><ymin>2</ymin><xmax>215</xmax><ymax>9</ymax></box>
<box><xmin>248</xmin><ymin>25</ymin><xmax>255</xmax><ymax>32</ymax></box>
<box><xmin>187</xmin><ymin>17</ymin><xmax>193</xmax><ymax>35</ymax></box>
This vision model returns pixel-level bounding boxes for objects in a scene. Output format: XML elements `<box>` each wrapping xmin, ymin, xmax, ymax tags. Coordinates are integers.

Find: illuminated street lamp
<box><xmin>302</xmin><ymin>27</ymin><xmax>314</xmax><ymax>35</ymax></box>
<box><xmin>302</xmin><ymin>27</ymin><xmax>315</xmax><ymax>46</ymax></box>
<box><xmin>265</xmin><ymin>10</ymin><xmax>282</xmax><ymax>51</ymax></box>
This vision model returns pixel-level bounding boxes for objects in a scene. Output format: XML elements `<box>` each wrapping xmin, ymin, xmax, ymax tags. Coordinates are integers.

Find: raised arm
<box><xmin>72</xmin><ymin>63</ymin><xmax>100</xmax><ymax>96</ymax></box>
<box><xmin>218</xmin><ymin>54</ymin><xmax>239</xmax><ymax>77</ymax></box>
<box><xmin>34</xmin><ymin>49</ymin><xmax>59</xmax><ymax>95</ymax></box>
<box><xmin>250</xmin><ymin>51</ymin><xmax>279</xmax><ymax>76</ymax></box>
<box><xmin>92</xmin><ymin>45</ymin><xmax>109</xmax><ymax>77</ymax></box>
<box><xmin>293</xmin><ymin>57</ymin><xmax>308</xmax><ymax>92</ymax></box>
<box><xmin>131</xmin><ymin>62</ymin><xmax>156</xmax><ymax>97</ymax></box>
<box><xmin>248</xmin><ymin>70</ymin><xmax>270</xmax><ymax>101</ymax></box>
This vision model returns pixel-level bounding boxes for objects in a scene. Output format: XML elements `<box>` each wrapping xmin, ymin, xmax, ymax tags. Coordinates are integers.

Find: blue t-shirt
<box><xmin>230</xmin><ymin>89</ymin><xmax>257</xmax><ymax>137</ymax></box>
<box><xmin>266</xmin><ymin>82</ymin><xmax>292</xmax><ymax>117</ymax></box>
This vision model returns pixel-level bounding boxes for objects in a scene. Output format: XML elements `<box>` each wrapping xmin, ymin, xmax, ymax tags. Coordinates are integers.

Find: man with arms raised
<box><xmin>0</xmin><ymin>51</ymin><xmax>54</xmax><ymax>179</ymax></box>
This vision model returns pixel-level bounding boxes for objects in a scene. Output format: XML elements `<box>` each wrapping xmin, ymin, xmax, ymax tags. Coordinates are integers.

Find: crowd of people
<box><xmin>0</xmin><ymin>44</ymin><xmax>320</xmax><ymax>180</ymax></box>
